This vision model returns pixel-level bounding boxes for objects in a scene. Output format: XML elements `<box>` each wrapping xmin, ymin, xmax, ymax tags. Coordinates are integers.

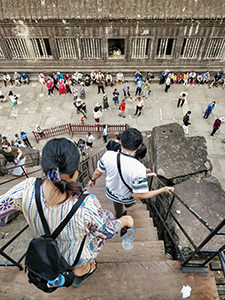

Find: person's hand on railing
<box><xmin>146</xmin><ymin>171</ymin><xmax>157</xmax><ymax>178</ymax></box>
<box><xmin>162</xmin><ymin>186</ymin><xmax>174</xmax><ymax>194</ymax></box>
<box><xmin>14</xmin><ymin>158</ymin><xmax>20</xmax><ymax>164</ymax></box>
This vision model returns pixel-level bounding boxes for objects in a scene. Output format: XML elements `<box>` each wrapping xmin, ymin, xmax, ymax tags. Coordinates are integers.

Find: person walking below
<box><xmin>98</xmin><ymin>80</ymin><xmax>105</xmax><ymax>94</ymax></box>
<box><xmin>89</xmin><ymin>128</ymin><xmax>174</xmax><ymax>218</ymax></box>
<box><xmin>177</xmin><ymin>92</ymin><xmax>187</xmax><ymax>107</ymax></box>
<box><xmin>86</xmin><ymin>132</ymin><xmax>94</xmax><ymax>150</ymax></box>
<box><xmin>9</xmin><ymin>91</ymin><xmax>19</xmax><ymax>109</ymax></box>
<box><xmin>113</xmin><ymin>88</ymin><xmax>119</xmax><ymax>108</ymax></box>
<box><xmin>210</xmin><ymin>118</ymin><xmax>224</xmax><ymax>136</ymax></box>
<box><xmin>20</xmin><ymin>131</ymin><xmax>33</xmax><ymax>148</ymax></box>
<box><xmin>103</xmin><ymin>94</ymin><xmax>110</xmax><ymax>111</ymax></box>
<box><xmin>103</xmin><ymin>125</ymin><xmax>108</xmax><ymax>143</ymax></box>
<box><xmin>134</xmin><ymin>97</ymin><xmax>144</xmax><ymax>117</ymax></box>
<box><xmin>182</xmin><ymin>111</ymin><xmax>191</xmax><ymax>135</ymax></box>
<box><xmin>165</xmin><ymin>76</ymin><xmax>171</xmax><ymax>93</ymax></box>
<box><xmin>142</xmin><ymin>80</ymin><xmax>151</xmax><ymax>99</ymax></box>
<box><xmin>46</xmin><ymin>78</ymin><xmax>54</xmax><ymax>97</ymax></box>
<box><xmin>135</xmin><ymin>80</ymin><xmax>144</xmax><ymax>96</ymax></box>
<box><xmin>119</xmin><ymin>99</ymin><xmax>126</xmax><ymax>118</ymax></box>
<box><xmin>93</xmin><ymin>107</ymin><xmax>102</xmax><ymax>123</ymax></box>
<box><xmin>203</xmin><ymin>101</ymin><xmax>216</xmax><ymax>119</ymax></box>
<box><xmin>123</xmin><ymin>81</ymin><xmax>131</xmax><ymax>99</ymax></box>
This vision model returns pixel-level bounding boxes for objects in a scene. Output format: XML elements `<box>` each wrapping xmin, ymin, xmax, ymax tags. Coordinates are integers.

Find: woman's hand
<box><xmin>163</xmin><ymin>187</ymin><xmax>174</xmax><ymax>194</ymax></box>
<box><xmin>119</xmin><ymin>215</ymin><xmax>134</xmax><ymax>228</ymax></box>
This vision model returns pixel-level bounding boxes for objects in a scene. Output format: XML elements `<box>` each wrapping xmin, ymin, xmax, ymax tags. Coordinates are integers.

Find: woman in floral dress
<box><xmin>0</xmin><ymin>138</ymin><xmax>133</xmax><ymax>287</ymax></box>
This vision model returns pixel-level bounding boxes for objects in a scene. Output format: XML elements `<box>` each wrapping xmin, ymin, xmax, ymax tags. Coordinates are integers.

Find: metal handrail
<box><xmin>0</xmin><ymin>149</ymin><xmax>105</xmax><ymax>270</ymax></box>
<box><xmin>148</xmin><ymin>175</ymin><xmax>225</xmax><ymax>278</ymax></box>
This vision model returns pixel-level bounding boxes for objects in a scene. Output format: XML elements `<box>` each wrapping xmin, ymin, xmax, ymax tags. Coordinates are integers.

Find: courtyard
<box><xmin>0</xmin><ymin>78</ymin><xmax>225</xmax><ymax>189</ymax></box>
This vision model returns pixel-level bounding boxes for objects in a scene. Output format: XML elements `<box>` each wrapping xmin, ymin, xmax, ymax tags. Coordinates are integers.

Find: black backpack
<box><xmin>25</xmin><ymin>178</ymin><xmax>87</xmax><ymax>293</ymax></box>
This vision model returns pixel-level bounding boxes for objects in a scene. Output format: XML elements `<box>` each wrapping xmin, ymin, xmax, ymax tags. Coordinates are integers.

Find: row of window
<box><xmin>0</xmin><ymin>37</ymin><xmax>224</xmax><ymax>60</ymax></box>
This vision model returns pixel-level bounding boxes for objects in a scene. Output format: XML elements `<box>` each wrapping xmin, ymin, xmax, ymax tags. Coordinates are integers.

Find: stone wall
<box><xmin>0</xmin><ymin>5</ymin><xmax>224</xmax><ymax>71</ymax></box>
<box><xmin>0</xmin><ymin>0</ymin><xmax>225</xmax><ymax>20</ymax></box>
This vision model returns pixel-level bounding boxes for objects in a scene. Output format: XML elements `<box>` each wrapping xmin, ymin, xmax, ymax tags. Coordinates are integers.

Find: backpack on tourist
<box><xmin>25</xmin><ymin>178</ymin><xmax>87</xmax><ymax>293</ymax></box>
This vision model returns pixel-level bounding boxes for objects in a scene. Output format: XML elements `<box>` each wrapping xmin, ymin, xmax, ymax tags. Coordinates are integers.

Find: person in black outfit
<box><xmin>106</xmin><ymin>133</ymin><xmax>122</xmax><ymax>152</ymax></box>
<box><xmin>98</xmin><ymin>80</ymin><xmax>105</xmax><ymax>94</ymax></box>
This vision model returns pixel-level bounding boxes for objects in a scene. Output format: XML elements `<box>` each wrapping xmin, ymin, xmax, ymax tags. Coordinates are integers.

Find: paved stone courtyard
<box><xmin>0</xmin><ymin>79</ymin><xmax>225</xmax><ymax>189</ymax></box>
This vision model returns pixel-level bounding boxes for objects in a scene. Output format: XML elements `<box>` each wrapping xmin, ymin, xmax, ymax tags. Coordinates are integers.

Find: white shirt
<box><xmin>137</xmin><ymin>99</ymin><xmax>144</xmax><ymax>108</ymax></box>
<box><xmin>93</xmin><ymin>110</ymin><xmax>102</xmax><ymax>119</ymax></box>
<box><xmin>97</xmin><ymin>151</ymin><xmax>148</xmax><ymax>204</ymax></box>
<box><xmin>166</xmin><ymin>77</ymin><xmax>171</xmax><ymax>85</ymax></box>
<box><xmin>86</xmin><ymin>134</ymin><xmax>94</xmax><ymax>143</ymax></box>
<box><xmin>117</xmin><ymin>73</ymin><xmax>124</xmax><ymax>80</ymax></box>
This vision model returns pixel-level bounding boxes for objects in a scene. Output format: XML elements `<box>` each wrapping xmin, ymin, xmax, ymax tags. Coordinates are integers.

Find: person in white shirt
<box><xmin>103</xmin><ymin>125</ymin><xmax>108</xmax><ymax>143</ymax></box>
<box><xmin>89</xmin><ymin>128</ymin><xmax>174</xmax><ymax>218</ymax></box>
<box><xmin>134</xmin><ymin>97</ymin><xmax>144</xmax><ymax>117</ymax></box>
<box><xmin>177</xmin><ymin>92</ymin><xmax>187</xmax><ymax>107</ymax></box>
<box><xmin>116</xmin><ymin>72</ymin><xmax>124</xmax><ymax>83</ymax></box>
<box><xmin>3</xmin><ymin>73</ymin><xmax>13</xmax><ymax>87</ymax></box>
<box><xmin>9</xmin><ymin>91</ymin><xmax>19</xmax><ymax>109</ymax></box>
<box><xmin>188</xmin><ymin>71</ymin><xmax>196</xmax><ymax>86</ymax></box>
<box><xmin>93</xmin><ymin>107</ymin><xmax>102</xmax><ymax>123</ymax></box>
<box><xmin>165</xmin><ymin>76</ymin><xmax>171</xmax><ymax>93</ymax></box>
<box><xmin>86</xmin><ymin>132</ymin><xmax>94</xmax><ymax>149</ymax></box>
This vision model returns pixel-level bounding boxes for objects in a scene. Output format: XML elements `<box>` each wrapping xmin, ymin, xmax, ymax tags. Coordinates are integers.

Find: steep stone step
<box><xmin>98</xmin><ymin>240</ymin><xmax>166</xmax><ymax>263</ymax></box>
<box><xmin>0</xmin><ymin>261</ymin><xmax>219</xmax><ymax>300</ymax></box>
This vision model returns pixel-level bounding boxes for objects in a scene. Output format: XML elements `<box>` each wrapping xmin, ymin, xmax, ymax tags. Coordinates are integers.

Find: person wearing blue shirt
<box><xmin>21</xmin><ymin>73</ymin><xmax>29</xmax><ymax>84</ymax></box>
<box><xmin>113</xmin><ymin>88</ymin><xmax>119</xmax><ymax>107</ymax></box>
<box><xmin>135</xmin><ymin>80</ymin><xmax>144</xmax><ymax>96</ymax></box>
<box><xmin>134</xmin><ymin>70</ymin><xmax>142</xmax><ymax>84</ymax></box>
<box><xmin>203</xmin><ymin>101</ymin><xmax>216</xmax><ymax>119</ymax></box>
<box><xmin>20</xmin><ymin>131</ymin><xmax>33</xmax><ymax>148</ymax></box>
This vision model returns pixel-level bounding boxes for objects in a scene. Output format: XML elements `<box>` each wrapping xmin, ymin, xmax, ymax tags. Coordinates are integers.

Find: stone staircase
<box><xmin>0</xmin><ymin>173</ymin><xmax>220</xmax><ymax>300</ymax></box>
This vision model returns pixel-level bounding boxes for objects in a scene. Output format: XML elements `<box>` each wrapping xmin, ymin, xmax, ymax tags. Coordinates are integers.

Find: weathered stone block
<box><xmin>148</xmin><ymin>123</ymin><xmax>212</xmax><ymax>182</ymax></box>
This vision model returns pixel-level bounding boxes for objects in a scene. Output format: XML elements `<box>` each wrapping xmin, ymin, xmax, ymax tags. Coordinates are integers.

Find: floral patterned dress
<box><xmin>0</xmin><ymin>178</ymin><xmax>122</xmax><ymax>267</ymax></box>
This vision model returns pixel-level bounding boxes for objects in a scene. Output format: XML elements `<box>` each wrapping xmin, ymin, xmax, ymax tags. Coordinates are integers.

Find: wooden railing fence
<box><xmin>33</xmin><ymin>123</ymin><xmax>129</xmax><ymax>143</ymax></box>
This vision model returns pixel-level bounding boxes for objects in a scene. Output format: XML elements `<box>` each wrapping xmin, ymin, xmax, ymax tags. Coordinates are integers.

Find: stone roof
<box><xmin>0</xmin><ymin>0</ymin><xmax>224</xmax><ymax>20</ymax></box>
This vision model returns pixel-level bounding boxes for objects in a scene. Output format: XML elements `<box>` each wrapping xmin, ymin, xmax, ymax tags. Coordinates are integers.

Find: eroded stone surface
<box><xmin>149</xmin><ymin>123</ymin><xmax>212</xmax><ymax>181</ymax></box>
<box><xmin>173</xmin><ymin>177</ymin><xmax>225</xmax><ymax>249</ymax></box>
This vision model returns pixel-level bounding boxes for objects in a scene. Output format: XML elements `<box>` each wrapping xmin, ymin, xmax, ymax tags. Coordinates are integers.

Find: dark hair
<box><xmin>9</xmin><ymin>91</ymin><xmax>13</xmax><ymax>96</ymax></box>
<box><xmin>2</xmin><ymin>141</ymin><xmax>10</xmax><ymax>147</ymax></box>
<box><xmin>41</xmin><ymin>138</ymin><xmax>82</xmax><ymax>196</ymax></box>
<box><xmin>94</xmin><ymin>106</ymin><xmax>99</xmax><ymax>112</ymax></box>
<box><xmin>116</xmin><ymin>133</ymin><xmax>122</xmax><ymax>140</ymax></box>
<box><xmin>135</xmin><ymin>143</ymin><xmax>147</xmax><ymax>161</ymax></box>
<box><xmin>121</xmin><ymin>128</ymin><xmax>143</xmax><ymax>150</ymax></box>
<box><xmin>187</xmin><ymin>111</ymin><xmax>191</xmax><ymax>114</ymax></box>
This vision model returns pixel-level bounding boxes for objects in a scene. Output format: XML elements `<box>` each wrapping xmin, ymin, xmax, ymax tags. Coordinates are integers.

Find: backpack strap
<box><xmin>51</xmin><ymin>194</ymin><xmax>87</xmax><ymax>240</ymax></box>
<box><xmin>117</xmin><ymin>152</ymin><xmax>133</xmax><ymax>193</ymax></box>
<box><xmin>35</xmin><ymin>178</ymin><xmax>88</xmax><ymax>239</ymax></box>
<box><xmin>35</xmin><ymin>178</ymin><xmax>51</xmax><ymax>236</ymax></box>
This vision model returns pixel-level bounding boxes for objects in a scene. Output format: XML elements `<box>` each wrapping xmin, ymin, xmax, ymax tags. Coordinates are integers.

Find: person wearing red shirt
<box><xmin>119</xmin><ymin>99</ymin><xmax>126</xmax><ymax>118</ymax></box>
<box><xmin>46</xmin><ymin>79</ymin><xmax>54</xmax><ymax>97</ymax></box>
<box><xmin>210</xmin><ymin>118</ymin><xmax>224</xmax><ymax>136</ymax></box>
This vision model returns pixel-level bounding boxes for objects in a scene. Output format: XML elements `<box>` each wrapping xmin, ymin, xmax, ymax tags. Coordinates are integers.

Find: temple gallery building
<box><xmin>0</xmin><ymin>0</ymin><xmax>224</xmax><ymax>73</ymax></box>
